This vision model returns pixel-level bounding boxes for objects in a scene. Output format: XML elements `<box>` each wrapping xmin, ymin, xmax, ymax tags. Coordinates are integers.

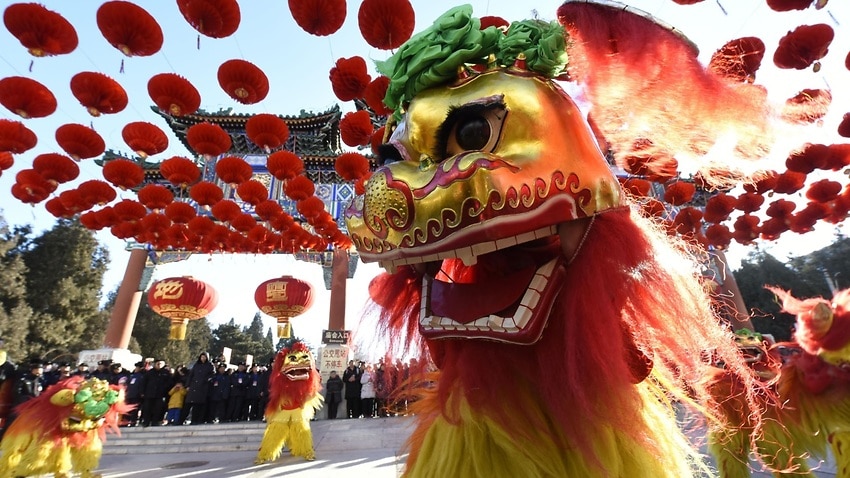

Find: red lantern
<box><xmin>236</xmin><ymin>179</ymin><xmax>268</xmax><ymax>206</ymax></box>
<box><xmin>159</xmin><ymin>156</ymin><xmax>200</xmax><ymax>188</ymax></box>
<box><xmin>245</xmin><ymin>113</ymin><xmax>289</xmax><ymax>152</ymax></box>
<box><xmin>122</xmin><ymin>121</ymin><xmax>168</xmax><ymax>158</ymax></box>
<box><xmin>254</xmin><ymin>276</ymin><xmax>314</xmax><ymax>338</ymax></box>
<box><xmin>708</xmin><ymin>37</ymin><xmax>765</xmax><ymax>83</ymax></box>
<box><xmin>0</xmin><ymin>76</ymin><xmax>57</xmax><ymax>119</ymax></box>
<box><xmin>335</xmin><ymin>152</ymin><xmax>370</xmax><ymax>181</ymax></box>
<box><xmin>839</xmin><ymin>113</ymin><xmax>850</xmax><ymax>138</ymax></box>
<box><xmin>782</xmin><ymin>88</ymin><xmax>831</xmax><ymax>124</ymax></box>
<box><xmin>3</xmin><ymin>3</ymin><xmax>78</xmax><ymax>57</ymax></box>
<box><xmin>148</xmin><ymin>276</ymin><xmax>219</xmax><ymax>340</ymax></box>
<box><xmin>358</xmin><ymin>0</ymin><xmax>415</xmax><ymax>50</ymax></box>
<box><xmin>188</xmin><ymin>181</ymin><xmax>223</xmax><ymax>208</ymax></box>
<box><xmin>55</xmin><ymin>123</ymin><xmax>105</xmax><ymax>160</ymax></box>
<box><xmin>70</xmin><ymin>72</ymin><xmax>128</xmax><ymax>116</ymax></box>
<box><xmin>329</xmin><ymin>56</ymin><xmax>371</xmax><ymax>102</ymax></box>
<box><xmin>266</xmin><ymin>151</ymin><xmax>303</xmax><ymax>180</ymax></box>
<box><xmin>214</xmin><ymin>156</ymin><xmax>252</xmax><ymax>186</ymax></box>
<box><xmin>284</xmin><ymin>175</ymin><xmax>315</xmax><ymax>201</ymax></box>
<box><xmin>77</xmin><ymin>179</ymin><xmax>116</xmax><ymax>207</ymax></box>
<box><xmin>363</xmin><ymin>76</ymin><xmax>392</xmax><ymax>116</ymax></box>
<box><xmin>288</xmin><ymin>0</ymin><xmax>346</xmax><ymax>37</ymax></box>
<box><xmin>0</xmin><ymin>151</ymin><xmax>13</xmax><ymax>172</ymax></box>
<box><xmin>187</xmin><ymin>122</ymin><xmax>232</xmax><ymax>157</ymax></box>
<box><xmin>165</xmin><ymin>201</ymin><xmax>197</xmax><ymax>224</ymax></box>
<box><xmin>767</xmin><ymin>0</ymin><xmax>816</xmax><ymax>11</ymax></box>
<box><xmin>773</xmin><ymin>24</ymin><xmax>834</xmax><ymax>70</ymax></box>
<box><xmin>177</xmin><ymin>0</ymin><xmax>241</xmax><ymax>38</ymax></box>
<box><xmin>32</xmin><ymin>153</ymin><xmax>79</xmax><ymax>185</ymax></box>
<box><xmin>137</xmin><ymin>184</ymin><xmax>173</xmax><ymax>211</ymax></box>
<box><xmin>148</xmin><ymin>73</ymin><xmax>201</xmax><ymax>116</ymax></box>
<box><xmin>339</xmin><ymin>110</ymin><xmax>374</xmax><ymax>147</ymax></box>
<box><xmin>0</xmin><ymin>119</ymin><xmax>37</xmax><ymax>153</ymax></box>
<box><xmin>217</xmin><ymin>59</ymin><xmax>269</xmax><ymax>105</ymax></box>
<box><xmin>96</xmin><ymin>1</ymin><xmax>163</xmax><ymax>57</ymax></box>
<box><xmin>102</xmin><ymin>158</ymin><xmax>145</xmax><ymax>190</ymax></box>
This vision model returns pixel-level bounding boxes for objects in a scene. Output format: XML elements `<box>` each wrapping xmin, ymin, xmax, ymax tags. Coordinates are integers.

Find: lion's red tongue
<box><xmin>430</xmin><ymin>265</ymin><xmax>536</xmax><ymax>324</ymax></box>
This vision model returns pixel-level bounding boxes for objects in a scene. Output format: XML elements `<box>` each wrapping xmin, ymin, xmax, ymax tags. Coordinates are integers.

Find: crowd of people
<box><xmin>0</xmin><ymin>351</ymin><xmax>427</xmax><ymax>432</ymax></box>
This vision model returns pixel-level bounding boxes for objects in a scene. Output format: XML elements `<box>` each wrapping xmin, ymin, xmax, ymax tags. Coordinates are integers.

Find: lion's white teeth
<box><xmin>457</xmin><ymin>249</ymin><xmax>478</xmax><ymax>266</ymax></box>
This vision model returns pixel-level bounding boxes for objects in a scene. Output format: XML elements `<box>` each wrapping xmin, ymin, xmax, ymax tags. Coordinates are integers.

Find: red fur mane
<box><xmin>267</xmin><ymin>343</ymin><xmax>321</xmax><ymax>411</ymax></box>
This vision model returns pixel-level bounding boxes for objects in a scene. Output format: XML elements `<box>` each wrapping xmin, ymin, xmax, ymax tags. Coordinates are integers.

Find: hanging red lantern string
<box><xmin>619</xmin><ymin>177</ymin><xmax>652</xmax><ymax>197</ymax></box>
<box><xmin>236</xmin><ymin>179</ymin><xmax>268</xmax><ymax>206</ymax></box>
<box><xmin>187</xmin><ymin>122</ymin><xmax>232</xmax><ymax>157</ymax></box>
<box><xmin>806</xmin><ymin>179</ymin><xmax>842</xmax><ymax>203</ymax></box>
<box><xmin>358</xmin><ymin>0</ymin><xmax>415</xmax><ymax>50</ymax></box>
<box><xmin>732</xmin><ymin>214</ymin><xmax>761</xmax><ymax>245</ymax></box>
<box><xmin>363</xmin><ymin>76</ymin><xmax>393</xmax><ymax>116</ymax></box>
<box><xmin>77</xmin><ymin>179</ymin><xmax>116</xmax><ymax>206</ymax></box>
<box><xmin>269</xmin><ymin>214</ymin><xmax>295</xmax><ymax>233</ymax></box>
<box><xmin>786</xmin><ymin>143</ymin><xmax>828</xmax><ymax>173</ymax></box>
<box><xmin>334</xmin><ymin>152</ymin><xmax>371</xmax><ymax>182</ymax></box>
<box><xmin>708</xmin><ymin>37</ymin><xmax>765</xmax><ymax>83</ymax></box>
<box><xmin>164</xmin><ymin>201</ymin><xmax>197</xmax><ymax>224</ymax></box>
<box><xmin>773</xmin><ymin>23</ymin><xmax>834</xmax><ymax>71</ymax></box>
<box><xmin>245</xmin><ymin>113</ymin><xmax>289</xmax><ymax>152</ymax></box>
<box><xmin>122</xmin><ymin>121</ymin><xmax>168</xmax><ymax>158</ymax></box>
<box><xmin>247</xmin><ymin>224</ymin><xmax>272</xmax><ymax>244</ymax></box>
<box><xmin>821</xmin><ymin>144</ymin><xmax>850</xmax><ymax>170</ymax></box>
<box><xmin>188</xmin><ymin>181</ymin><xmax>223</xmax><ymax>208</ymax></box>
<box><xmin>55</xmin><ymin>123</ymin><xmax>105</xmax><ymax>161</ymax></box>
<box><xmin>671</xmin><ymin>207</ymin><xmax>703</xmax><ymax>237</ymax></box>
<box><xmin>266</xmin><ymin>151</ymin><xmax>303</xmax><ymax>180</ymax></box>
<box><xmin>743</xmin><ymin>172</ymin><xmax>778</xmax><ymax>194</ymax></box>
<box><xmin>760</xmin><ymin>217</ymin><xmax>790</xmax><ymax>240</ymax></box>
<box><xmin>3</xmin><ymin>3</ymin><xmax>78</xmax><ymax>58</ymax></box>
<box><xmin>95</xmin><ymin>207</ymin><xmax>119</xmax><ymax>228</ymax></box>
<box><xmin>734</xmin><ymin>191</ymin><xmax>765</xmax><ymax>213</ymax></box>
<box><xmin>0</xmin><ymin>119</ymin><xmax>37</xmax><ymax>153</ymax></box>
<box><xmin>159</xmin><ymin>156</ymin><xmax>200</xmax><ymax>188</ymax></box>
<box><xmin>140</xmin><ymin>213</ymin><xmax>172</xmax><ymax>238</ymax></box>
<box><xmin>329</xmin><ymin>56</ymin><xmax>371</xmax><ymax>102</ymax></box>
<box><xmin>137</xmin><ymin>184</ymin><xmax>174</xmax><ymax>211</ymax></box>
<box><xmin>217</xmin><ymin>59</ymin><xmax>269</xmax><ymax>105</ymax></box>
<box><xmin>702</xmin><ymin>193</ymin><xmax>738</xmax><ymax>223</ymax></box>
<box><xmin>370</xmin><ymin>126</ymin><xmax>385</xmax><ymax>156</ymax></box>
<box><xmin>296</xmin><ymin>196</ymin><xmax>326</xmax><ymax>220</ymax></box>
<box><xmin>214</xmin><ymin>156</ymin><xmax>252</xmax><ymax>186</ymax></box>
<box><xmin>773</xmin><ymin>170</ymin><xmax>808</xmax><ymax>195</ymax></box>
<box><xmin>789</xmin><ymin>203</ymin><xmax>828</xmax><ymax>233</ymax></box>
<box><xmin>57</xmin><ymin>189</ymin><xmax>89</xmax><ymax>214</ymax></box>
<box><xmin>46</xmin><ymin>196</ymin><xmax>74</xmax><ymax>219</ymax></box>
<box><xmin>287</xmin><ymin>0</ymin><xmax>345</xmax><ymax>36</ymax></box>
<box><xmin>662</xmin><ymin>181</ymin><xmax>695</xmax><ymax>206</ymax></box>
<box><xmin>70</xmin><ymin>71</ymin><xmax>128</xmax><ymax>117</ymax></box>
<box><xmin>766</xmin><ymin>198</ymin><xmax>797</xmax><ymax>219</ymax></box>
<box><xmin>113</xmin><ymin>199</ymin><xmax>147</xmax><ymax>222</ymax></box>
<box><xmin>0</xmin><ymin>76</ymin><xmax>57</xmax><ymax>118</ymax></box>
<box><xmin>187</xmin><ymin>215</ymin><xmax>215</xmax><ymax>236</ymax></box>
<box><xmin>705</xmin><ymin>224</ymin><xmax>732</xmax><ymax>249</ymax></box>
<box><xmin>177</xmin><ymin>0</ymin><xmax>241</xmax><ymax>39</ymax></box>
<box><xmin>211</xmin><ymin>199</ymin><xmax>242</xmax><ymax>223</ymax></box>
<box><xmin>148</xmin><ymin>73</ymin><xmax>201</xmax><ymax>116</ymax></box>
<box><xmin>339</xmin><ymin>110</ymin><xmax>374</xmax><ymax>147</ymax></box>
<box><xmin>96</xmin><ymin>1</ymin><xmax>163</xmax><ymax>57</ymax></box>
<box><xmin>32</xmin><ymin>153</ymin><xmax>79</xmax><ymax>185</ymax></box>
<box><xmin>102</xmin><ymin>159</ymin><xmax>145</xmax><ymax>190</ymax></box>
<box><xmin>284</xmin><ymin>175</ymin><xmax>315</xmax><ymax>201</ymax></box>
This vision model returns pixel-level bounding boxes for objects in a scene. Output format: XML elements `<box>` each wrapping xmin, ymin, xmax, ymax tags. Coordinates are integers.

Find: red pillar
<box><xmin>712</xmin><ymin>250</ymin><xmax>754</xmax><ymax>331</ymax></box>
<box><xmin>103</xmin><ymin>248</ymin><xmax>147</xmax><ymax>348</ymax></box>
<box><xmin>328</xmin><ymin>249</ymin><xmax>348</xmax><ymax>331</ymax></box>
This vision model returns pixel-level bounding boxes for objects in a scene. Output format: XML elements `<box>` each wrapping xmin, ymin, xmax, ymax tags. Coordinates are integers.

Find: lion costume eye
<box><xmin>437</xmin><ymin>96</ymin><xmax>507</xmax><ymax>160</ymax></box>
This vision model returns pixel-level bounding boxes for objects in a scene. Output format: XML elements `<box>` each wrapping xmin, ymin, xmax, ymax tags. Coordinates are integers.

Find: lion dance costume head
<box><xmin>255</xmin><ymin>339</ymin><xmax>322</xmax><ymax>464</ymax></box>
<box><xmin>0</xmin><ymin>376</ymin><xmax>130</xmax><ymax>478</ymax></box>
<box><xmin>345</xmin><ymin>3</ymin><xmax>769</xmax><ymax>477</ymax></box>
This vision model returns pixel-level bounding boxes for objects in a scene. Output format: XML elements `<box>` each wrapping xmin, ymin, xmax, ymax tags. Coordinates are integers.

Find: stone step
<box><xmin>104</xmin><ymin>421</ymin><xmax>269</xmax><ymax>455</ymax></box>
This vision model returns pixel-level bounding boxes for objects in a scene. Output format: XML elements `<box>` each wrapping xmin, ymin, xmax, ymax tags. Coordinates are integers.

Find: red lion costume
<box><xmin>255</xmin><ymin>340</ymin><xmax>322</xmax><ymax>464</ymax></box>
<box><xmin>343</xmin><ymin>3</ymin><xmax>769</xmax><ymax>477</ymax></box>
<box><xmin>0</xmin><ymin>376</ymin><xmax>130</xmax><ymax>478</ymax></box>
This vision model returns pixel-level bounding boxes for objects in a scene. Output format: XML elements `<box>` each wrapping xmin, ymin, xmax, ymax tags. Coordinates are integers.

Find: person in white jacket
<box><xmin>359</xmin><ymin>364</ymin><xmax>376</xmax><ymax>418</ymax></box>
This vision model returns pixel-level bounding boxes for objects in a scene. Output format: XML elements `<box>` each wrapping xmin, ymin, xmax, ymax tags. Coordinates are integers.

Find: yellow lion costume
<box><xmin>0</xmin><ymin>376</ymin><xmax>130</xmax><ymax>478</ymax></box>
<box><xmin>255</xmin><ymin>340</ymin><xmax>323</xmax><ymax>464</ymax></box>
<box><xmin>343</xmin><ymin>2</ymin><xmax>770</xmax><ymax>477</ymax></box>
<box><xmin>707</xmin><ymin>289</ymin><xmax>850</xmax><ymax>478</ymax></box>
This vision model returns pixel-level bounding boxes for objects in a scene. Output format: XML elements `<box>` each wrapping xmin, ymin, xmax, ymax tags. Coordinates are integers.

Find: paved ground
<box><xmin>95</xmin><ymin>415</ymin><xmax>838</xmax><ymax>477</ymax></box>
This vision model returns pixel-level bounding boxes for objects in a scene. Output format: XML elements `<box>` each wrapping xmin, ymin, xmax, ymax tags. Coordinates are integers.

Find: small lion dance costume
<box><xmin>255</xmin><ymin>340</ymin><xmax>322</xmax><ymax>464</ymax></box>
<box><xmin>0</xmin><ymin>376</ymin><xmax>130</xmax><ymax>478</ymax></box>
<box><xmin>344</xmin><ymin>2</ymin><xmax>772</xmax><ymax>478</ymax></box>
<box><xmin>707</xmin><ymin>288</ymin><xmax>850</xmax><ymax>478</ymax></box>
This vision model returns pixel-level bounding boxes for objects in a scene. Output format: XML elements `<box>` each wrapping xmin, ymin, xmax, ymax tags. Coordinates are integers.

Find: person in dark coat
<box><xmin>245</xmin><ymin>364</ymin><xmax>262</xmax><ymax>421</ymax></box>
<box><xmin>91</xmin><ymin>359</ymin><xmax>112</xmax><ymax>380</ymax></box>
<box><xmin>107</xmin><ymin>362</ymin><xmax>131</xmax><ymax>387</ymax></box>
<box><xmin>206</xmin><ymin>364</ymin><xmax>230</xmax><ymax>424</ymax></box>
<box><xmin>140</xmin><ymin>359</ymin><xmax>173</xmax><ymax>427</ymax></box>
<box><xmin>325</xmin><ymin>370</ymin><xmax>344</xmax><ymax>419</ymax></box>
<box><xmin>180</xmin><ymin>352</ymin><xmax>215</xmax><ymax>425</ymax></box>
<box><xmin>226</xmin><ymin>363</ymin><xmax>249</xmax><ymax>422</ymax></box>
<box><xmin>343</xmin><ymin>360</ymin><xmax>362</xmax><ymax>418</ymax></box>
<box><xmin>123</xmin><ymin>362</ymin><xmax>145</xmax><ymax>426</ymax></box>
<box><xmin>3</xmin><ymin>358</ymin><xmax>45</xmax><ymax>436</ymax></box>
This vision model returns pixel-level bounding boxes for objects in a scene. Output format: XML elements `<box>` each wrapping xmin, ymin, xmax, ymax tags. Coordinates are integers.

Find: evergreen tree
<box><xmin>20</xmin><ymin>220</ymin><xmax>109</xmax><ymax>358</ymax></box>
<box><xmin>0</xmin><ymin>216</ymin><xmax>32</xmax><ymax>358</ymax></box>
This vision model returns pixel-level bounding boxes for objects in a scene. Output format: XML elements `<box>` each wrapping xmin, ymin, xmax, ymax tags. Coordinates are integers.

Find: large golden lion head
<box><xmin>344</xmin><ymin>6</ymin><xmax>622</xmax><ymax>345</ymax></box>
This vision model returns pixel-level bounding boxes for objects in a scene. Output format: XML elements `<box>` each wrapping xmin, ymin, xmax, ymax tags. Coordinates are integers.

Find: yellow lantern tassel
<box><xmin>277</xmin><ymin>319</ymin><xmax>291</xmax><ymax>338</ymax></box>
<box><xmin>170</xmin><ymin>318</ymin><xmax>189</xmax><ymax>340</ymax></box>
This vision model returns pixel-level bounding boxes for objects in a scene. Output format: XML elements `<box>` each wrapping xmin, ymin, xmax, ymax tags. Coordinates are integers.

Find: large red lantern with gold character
<box><xmin>147</xmin><ymin>276</ymin><xmax>218</xmax><ymax>340</ymax></box>
<box><xmin>254</xmin><ymin>276</ymin><xmax>313</xmax><ymax>338</ymax></box>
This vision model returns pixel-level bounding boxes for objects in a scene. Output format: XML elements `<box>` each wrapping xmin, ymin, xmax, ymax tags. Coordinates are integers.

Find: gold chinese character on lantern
<box><xmin>153</xmin><ymin>280</ymin><xmax>185</xmax><ymax>300</ymax></box>
<box><xmin>266</xmin><ymin>282</ymin><xmax>288</xmax><ymax>301</ymax></box>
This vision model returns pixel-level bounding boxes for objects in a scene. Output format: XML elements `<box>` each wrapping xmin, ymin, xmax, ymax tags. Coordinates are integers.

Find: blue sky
<box><xmin>0</xmin><ymin>0</ymin><xmax>848</xmax><ymax>348</ymax></box>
